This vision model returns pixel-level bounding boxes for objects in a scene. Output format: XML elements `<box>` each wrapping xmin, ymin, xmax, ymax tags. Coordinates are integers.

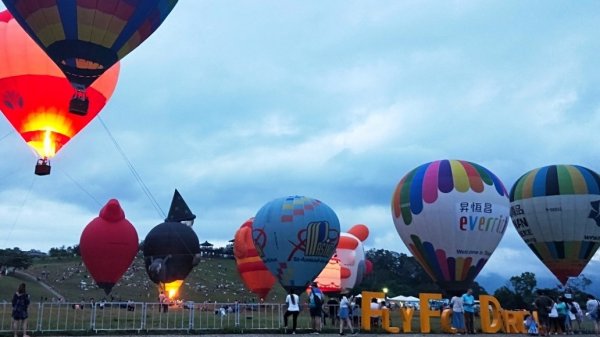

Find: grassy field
<box><xmin>1</xmin><ymin>255</ymin><xmax>287</xmax><ymax>304</ymax></box>
<box><xmin>0</xmin><ymin>272</ymin><xmax>55</xmax><ymax>302</ymax></box>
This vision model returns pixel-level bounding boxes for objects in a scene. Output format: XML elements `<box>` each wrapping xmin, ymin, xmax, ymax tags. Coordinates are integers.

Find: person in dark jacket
<box><xmin>12</xmin><ymin>283</ymin><xmax>31</xmax><ymax>337</ymax></box>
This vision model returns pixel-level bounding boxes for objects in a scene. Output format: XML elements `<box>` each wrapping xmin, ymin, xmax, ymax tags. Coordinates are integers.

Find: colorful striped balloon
<box><xmin>509</xmin><ymin>164</ymin><xmax>600</xmax><ymax>284</ymax></box>
<box><xmin>391</xmin><ymin>160</ymin><xmax>510</xmax><ymax>292</ymax></box>
<box><xmin>2</xmin><ymin>0</ymin><xmax>178</xmax><ymax>89</ymax></box>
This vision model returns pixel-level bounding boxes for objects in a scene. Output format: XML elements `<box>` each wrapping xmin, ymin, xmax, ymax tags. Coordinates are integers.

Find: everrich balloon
<box><xmin>510</xmin><ymin>164</ymin><xmax>600</xmax><ymax>284</ymax></box>
<box><xmin>252</xmin><ymin>196</ymin><xmax>340</xmax><ymax>294</ymax></box>
<box><xmin>0</xmin><ymin>11</ymin><xmax>119</xmax><ymax>172</ymax></box>
<box><xmin>391</xmin><ymin>159</ymin><xmax>510</xmax><ymax>292</ymax></box>
<box><xmin>233</xmin><ymin>218</ymin><xmax>276</xmax><ymax>300</ymax></box>
<box><xmin>80</xmin><ymin>199</ymin><xmax>138</xmax><ymax>295</ymax></box>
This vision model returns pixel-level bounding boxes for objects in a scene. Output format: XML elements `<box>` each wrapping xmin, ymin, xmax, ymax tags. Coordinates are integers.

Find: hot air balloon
<box><xmin>80</xmin><ymin>199</ymin><xmax>138</xmax><ymax>294</ymax></box>
<box><xmin>1</xmin><ymin>0</ymin><xmax>178</xmax><ymax>115</ymax></box>
<box><xmin>0</xmin><ymin>10</ymin><xmax>119</xmax><ymax>175</ymax></box>
<box><xmin>391</xmin><ymin>159</ymin><xmax>510</xmax><ymax>293</ymax></box>
<box><xmin>509</xmin><ymin>164</ymin><xmax>600</xmax><ymax>284</ymax></box>
<box><xmin>143</xmin><ymin>190</ymin><xmax>200</xmax><ymax>298</ymax></box>
<box><xmin>233</xmin><ymin>218</ymin><xmax>276</xmax><ymax>300</ymax></box>
<box><xmin>252</xmin><ymin>195</ymin><xmax>340</xmax><ymax>294</ymax></box>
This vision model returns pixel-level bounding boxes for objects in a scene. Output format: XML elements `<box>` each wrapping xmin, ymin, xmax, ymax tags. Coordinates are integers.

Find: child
<box><xmin>524</xmin><ymin>313</ymin><xmax>539</xmax><ymax>336</ymax></box>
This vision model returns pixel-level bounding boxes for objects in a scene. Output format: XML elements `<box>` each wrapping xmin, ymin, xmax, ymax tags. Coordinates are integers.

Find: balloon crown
<box><xmin>99</xmin><ymin>199</ymin><xmax>125</xmax><ymax>222</ymax></box>
<box><xmin>165</xmin><ymin>189</ymin><xmax>196</xmax><ymax>222</ymax></box>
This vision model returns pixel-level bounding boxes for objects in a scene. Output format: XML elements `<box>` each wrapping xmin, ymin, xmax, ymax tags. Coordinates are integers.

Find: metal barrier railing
<box><xmin>0</xmin><ymin>301</ymin><xmax>355</xmax><ymax>333</ymax></box>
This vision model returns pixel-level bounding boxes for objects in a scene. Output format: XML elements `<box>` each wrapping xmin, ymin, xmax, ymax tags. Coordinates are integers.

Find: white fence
<box><xmin>0</xmin><ymin>301</ymin><xmax>352</xmax><ymax>333</ymax></box>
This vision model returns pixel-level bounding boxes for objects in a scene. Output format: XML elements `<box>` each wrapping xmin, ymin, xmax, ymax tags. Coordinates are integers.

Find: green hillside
<box><xmin>0</xmin><ymin>273</ymin><xmax>55</xmax><ymax>302</ymax></box>
<box><xmin>1</xmin><ymin>255</ymin><xmax>288</xmax><ymax>304</ymax></box>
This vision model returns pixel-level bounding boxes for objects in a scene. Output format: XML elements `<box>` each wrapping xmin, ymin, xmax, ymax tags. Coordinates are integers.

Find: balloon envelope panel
<box><xmin>252</xmin><ymin>196</ymin><xmax>340</xmax><ymax>293</ymax></box>
<box><xmin>509</xmin><ymin>164</ymin><xmax>600</xmax><ymax>284</ymax></box>
<box><xmin>391</xmin><ymin>159</ymin><xmax>510</xmax><ymax>291</ymax></box>
<box><xmin>1</xmin><ymin>0</ymin><xmax>177</xmax><ymax>87</ymax></box>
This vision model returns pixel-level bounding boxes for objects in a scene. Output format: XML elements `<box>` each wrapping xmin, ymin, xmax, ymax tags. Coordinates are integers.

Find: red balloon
<box><xmin>234</xmin><ymin>218</ymin><xmax>276</xmax><ymax>300</ymax></box>
<box><xmin>0</xmin><ymin>11</ymin><xmax>119</xmax><ymax>162</ymax></box>
<box><xmin>80</xmin><ymin>199</ymin><xmax>138</xmax><ymax>294</ymax></box>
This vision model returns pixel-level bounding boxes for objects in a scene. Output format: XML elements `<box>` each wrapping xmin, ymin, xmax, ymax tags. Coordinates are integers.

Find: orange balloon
<box><xmin>0</xmin><ymin>11</ymin><xmax>119</xmax><ymax>159</ymax></box>
<box><xmin>234</xmin><ymin>218</ymin><xmax>276</xmax><ymax>300</ymax></box>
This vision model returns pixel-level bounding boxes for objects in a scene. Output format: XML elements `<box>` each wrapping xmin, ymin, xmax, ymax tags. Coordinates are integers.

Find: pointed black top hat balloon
<box><xmin>165</xmin><ymin>189</ymin><xmax>196</xmax><ymax>223</ymax></box>
<box><xmin>143</xmin><ymin>190</ymin><xmax>200</xmax><ymax>286</ymax></box>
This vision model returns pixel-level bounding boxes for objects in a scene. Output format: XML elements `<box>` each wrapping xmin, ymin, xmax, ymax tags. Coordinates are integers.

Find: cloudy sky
<box><xmin>1</xmin><ymin>1</ymin><xmax>599</xmax><ymax>286</ymax></box>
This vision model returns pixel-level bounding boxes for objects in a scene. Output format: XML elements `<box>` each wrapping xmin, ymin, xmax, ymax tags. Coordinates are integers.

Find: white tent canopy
<box><xmin>388</xmin><ymin>295</ymin><xmax>419</xmax><ymax>302</ymax></box>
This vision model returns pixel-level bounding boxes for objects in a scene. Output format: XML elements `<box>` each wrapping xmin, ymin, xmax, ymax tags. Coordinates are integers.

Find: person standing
<box><xmin>555</xmin><ymin>297</ymin><xmax>568</xmax><ymax>334</ymax></box>
<box><xmin>450</xmin><ymin>293</ymin><xmax>466</xmax><ymax>334</ymax></box>
<box><xmin>158</xmin><ymin>291</ymin><xmax>168</xmax><ymax>313</ymax></box>
<box><xmin>283</xmin><ymin>289</ymin><xmax>300</xmax><ymax>334</ymax></box>
<box><xmin>569</xmin><ymin>299</ymin><xmax>584</xmax><ymax>333</ymax></box>
<box><xmin>534</xmin><ymin>290</ymin><xmax>554</xmax><ymax>336</ymax></box>
<box><xmin>586</xmin><ymin>294</ymin><xmax>600</xmax><ymax>335</ymax></box>
<box><xmin>462</xmin><ymin>288</ymin><xmax>476</xmax><ymax>334</ymax></box>
<box><xmin>12</xmin><ymin>283</ymin><xmax>30</xmax><ymax>337</ymax></box>
<box><xmin>370</xmin><ymin>298</ymin><xmax>381</xmax><ymax>328</ymax></box>
<box><xmin>309</xmin><ymin>282</ymin><xmax>324</xmax><ymax>334</ymax></box>
<box><xmin>338</xmin><ymin>294</ymin><xmax>357</xmax><ymax>335</ymax></box>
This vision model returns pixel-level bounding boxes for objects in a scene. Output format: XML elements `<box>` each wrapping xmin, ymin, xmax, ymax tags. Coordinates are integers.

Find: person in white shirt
<box><xmin>586</xmin><ymin>294</ymin><xmax>600</xmax><ymax>335</ymax></box>
<box><xmin>284</xmin><ymin>289</ymin><xmax>300</xmax><ymax>334</ymax></box>
<box><xmin>370</xmin><ymin>298</ymin><xmax>381</xmax><ymax>328</ymax></box>
<box><xmin>338</xmin><ymin>295</ymin><xmax>357</xmax><ymax>335</ymax></box>
<box><xmin>450</xmin><ymin>294</ymin><xmax>465</xmax><ymax>334</ymax></box>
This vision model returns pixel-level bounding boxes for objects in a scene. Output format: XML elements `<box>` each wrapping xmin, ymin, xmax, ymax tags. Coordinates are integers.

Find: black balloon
<box><xmin>143</xmin><ymin>222</ymin><xmax>201</xmax><ymax>284</ymax></box>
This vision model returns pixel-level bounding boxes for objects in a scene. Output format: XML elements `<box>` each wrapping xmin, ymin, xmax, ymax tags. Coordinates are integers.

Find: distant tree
<box><xmin>494</xmin><ymin>285</ymin><xmax>519</xmax><ymax>309</ymax></box>
<box><xmin>492</xmin><ymin>272</ymin><xmax>538</xmax><ymax>310</ymax></box>
<box><xmin>70</xmin><ymin>244</ymin><xmax>81</xmax><ymax>256</ymax></box>
<box><xmin>0</xmin><ymin>248</ymin><xmax>33</xmax><ymax>270</ymax></box>
<box><xmin>48</xmin><ymin>245</ymin><xmax>77</xmax><ymax>258</ymax></box>
<box><xmin>510</xmin><ymin>272</ymin><xmax>537</xmax><ymax>309</ymax></box>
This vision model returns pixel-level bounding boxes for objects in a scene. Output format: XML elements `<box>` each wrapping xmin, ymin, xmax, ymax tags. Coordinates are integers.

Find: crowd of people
<box><xmin>531</xmin><ymin>290</ymin><xmax>598</xmax><ymax>336</ymax></box>
<box><xmin>447</xmin><ymin>289</ymin><xmax>600</xmax><ymax>336</ymax></box>
<box><xmin>283</xmin><ymin>282</ymin><xmax>361</xmax><ymax>335</ymax></box>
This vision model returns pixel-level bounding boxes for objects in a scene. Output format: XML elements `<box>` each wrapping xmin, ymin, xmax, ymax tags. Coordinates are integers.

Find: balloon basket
<box><xmin>69</xmin><ymin>92</ymin><xmax>89</xmax><ymax>116</ymax></box>
<box><xmin>34</xmin><ymin>158</ymin><xmax>51</xmax><ymax>176</ymax></box>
